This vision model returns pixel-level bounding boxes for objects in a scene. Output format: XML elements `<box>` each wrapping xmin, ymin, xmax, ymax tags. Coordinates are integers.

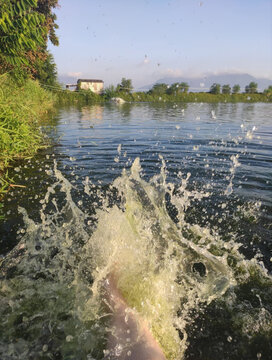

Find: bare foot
<box><xmin>102</xmin><ymin>272</ymin><xmax>166</xmax><ymax>360</ymax></box>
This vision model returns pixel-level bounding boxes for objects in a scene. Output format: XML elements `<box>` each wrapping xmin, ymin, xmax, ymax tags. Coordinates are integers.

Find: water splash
<box><xmin>0</xmin><ymin>159</ymin><xmax>271</xmax><ymax>360</ymax></box>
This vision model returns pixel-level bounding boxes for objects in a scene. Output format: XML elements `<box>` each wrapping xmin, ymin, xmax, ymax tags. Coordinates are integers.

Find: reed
<box><xmin>0</xmin><ymin>74</ymin><xmax>55</xmax><ymax>200</ymax></box>
<box><xmin>55</xmin><ymin>89</ymin><xmax>103</xmax><ymax>105</ymax></box>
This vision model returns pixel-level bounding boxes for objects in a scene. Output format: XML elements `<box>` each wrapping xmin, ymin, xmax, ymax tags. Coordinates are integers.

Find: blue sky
<box><xmin>49</xmin><ymin>0</ymin><xmax>272</xmax><ymax>88</ymax></box>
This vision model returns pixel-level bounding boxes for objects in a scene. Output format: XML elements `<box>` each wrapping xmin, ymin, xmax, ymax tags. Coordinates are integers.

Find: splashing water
<box><xmin>0</xmin><ymin>159</ymin><xmax>271</xmax><ymax>360</ymax></box>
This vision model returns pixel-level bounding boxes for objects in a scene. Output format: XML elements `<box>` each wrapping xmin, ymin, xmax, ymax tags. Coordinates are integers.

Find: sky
<box><xmin>48</xmin><ymin>0</ymin><xmax>272</xmax><ymax>89</ymax></box>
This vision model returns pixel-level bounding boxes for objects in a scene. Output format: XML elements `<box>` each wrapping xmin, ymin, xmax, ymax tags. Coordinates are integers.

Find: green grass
<box><xmin>55</xmin><ymin>88</ymin><xmax>103</xmax><ymax>105</ymax></box>
<box><xmin>0</xmin><ymin>74</ymin><xmax>55</xmax><ymax>202</ymax></box>
<box><xmin>111</xmin><ymin>91</ymin><xmax>272</xmax><ymax>103</ymax></box>
<box><xmin>53</xmin><ymin>87</ymin><xmax>272</xmax><ymax>106</ymax></box>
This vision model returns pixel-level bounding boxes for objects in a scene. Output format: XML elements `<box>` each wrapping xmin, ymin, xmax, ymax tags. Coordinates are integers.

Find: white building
<box><xmin>77</xmin><ymin>79</ymin><xmax>104</xmax><ymax>94</ymax></box>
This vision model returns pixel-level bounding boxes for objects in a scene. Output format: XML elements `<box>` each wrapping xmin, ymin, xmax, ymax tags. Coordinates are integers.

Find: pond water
<box><xmin>0</xmin><ymin>102</ymin><xmax>272</xmax><ymax>359</ymax></box>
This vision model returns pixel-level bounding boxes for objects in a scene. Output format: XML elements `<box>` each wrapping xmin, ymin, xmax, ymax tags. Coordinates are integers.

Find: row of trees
<box><xmin>148</xmin><ymin>81</ymin><xmax>270</xmax><ymax>96</ymax></box>
<box><xmin>103</xmin><ymin>79</ymin><xmax>272</xmax><ymax>100</ymax></box>
<box><xmin>0</xmin><ymin>0</ymin><xmax>59</xmax><ymax>85</ymax></box>
<box><xmin>209</xmin><ymin>82</ymin><xmax>259</xmax><ymax>94</ymax></box>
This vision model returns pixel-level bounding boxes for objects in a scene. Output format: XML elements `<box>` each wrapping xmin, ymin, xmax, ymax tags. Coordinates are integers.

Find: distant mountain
<box><xmin>141</xmin><ymin>73</ymin><xmax>272</xmax><ymax>92</ymax></box>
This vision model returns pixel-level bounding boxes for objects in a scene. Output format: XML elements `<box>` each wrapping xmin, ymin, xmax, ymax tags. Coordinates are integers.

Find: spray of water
<box><xmin>0</xmin><ymin>158</ymin><xmax>271</xmax><ymax>360</ymax></box>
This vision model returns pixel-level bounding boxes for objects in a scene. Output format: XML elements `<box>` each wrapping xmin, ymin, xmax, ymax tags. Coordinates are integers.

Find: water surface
<box><xmin>0</xmin><ymin>102</ymin><xmax>271</xmax><ymax>359</ymax></box>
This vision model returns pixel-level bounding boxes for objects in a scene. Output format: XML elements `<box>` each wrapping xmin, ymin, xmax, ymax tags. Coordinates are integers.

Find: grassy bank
<box><xmin>110</xmin><ymin>91</ymin><xmax>272</xmax><ymax>103</ymax></box>
<box><xmin>55</xmin><ymin>88</ymin><xmax>103</xmax><ymax>105</ymax></box>
<box><xmin>50</xmin><ymin>81</ymin><xmax>272</xmax><ymax>105</ymax></box>
<box><xmin>0</xmin><ymin>74</ymin><xmax>55</xmax><ymax>200</ymax></box>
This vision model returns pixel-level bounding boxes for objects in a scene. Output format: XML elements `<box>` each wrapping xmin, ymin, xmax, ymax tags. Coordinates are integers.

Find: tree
<box><xmin>0</xmin><ymin>0</ymin><xmax>46</xmax><ymax>75</ymax></box>
<box><xmin>222</xmin><ymin>84</ymin><xmax>231</xmax><ymax>94</ymax></box>
<box><xmin>117</xmin><ymin>78</ymin><xmax>133</xmax><ymax>93</ymax></box>
<box><xmin>102</xmin><ymin>85</ymin><xmax>117</xmax><ymax>100</ymax></box>
<box><xmin>36</xmin><ymin>0</ymin><xmax>59</xmax><ymax>46</ymax></box>
<box><xmin>180</xmin><ymin>82</ymin><xmax>189</xmax><ymax>93</ymax></box>
<box><xmin>263</xmin><ymin>85</ymin><xmax>272</xmax><ymax>95</ymax></box>
<box><xmin>0</xmin><ymin>0</ymin><xmax>59</xmax><ymax>82</ymax></box>
<box><xmin>245</xmin><ymin>82</ymin><xmax>258</xmax><ymax>94</ymax></box>
<box><xmin>150</xmin><ymin>83</ymin><xmax>168</xmax><ymax>95</ymax></box>
<box><xmin>33</xmin><ymin>50</ymin><xmax>58</xmax><ymax>86</ymax></box>
<box><xmin>210</xmin><ymin>83</ymin><xmax>221</xmax><ymax>94</ymax></box>
<box><xmin>166</xmin><ymin>82</ymin><xmax>189</xmax><ymax>95</ymax></box>
<box><xmin>166</xmin><ymin>83</ymin><xmax>182</xmax><ymax>95</ymax></box>
<box><xmin>232</xmin><ymin>84</ymin><xmax>240</xmax><ymax>94</ymax></box>
<box><xmin>263</xmin><ymin>85</ymin><xmax>272</xmax><ymax>100</ymax></box>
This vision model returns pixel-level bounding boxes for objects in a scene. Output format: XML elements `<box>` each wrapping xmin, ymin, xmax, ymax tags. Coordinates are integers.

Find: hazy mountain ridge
<box><xmin>141</xmin><ymin>73</ymin><xmax>272</xmax><ymax>92</ymax></box>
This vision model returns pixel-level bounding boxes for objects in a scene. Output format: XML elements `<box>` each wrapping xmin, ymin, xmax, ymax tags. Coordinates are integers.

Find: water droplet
<box><xmin>66</xmin><ymin>335</ymin><xmax>73</xmax><ymax>342</ymax></box>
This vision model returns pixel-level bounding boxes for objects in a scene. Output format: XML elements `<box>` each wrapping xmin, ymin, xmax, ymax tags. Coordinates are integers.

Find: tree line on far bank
<box><xmin>99</xmin><ymin>78</ymin><xmax>272</xmax><ymax>103</ymax></box>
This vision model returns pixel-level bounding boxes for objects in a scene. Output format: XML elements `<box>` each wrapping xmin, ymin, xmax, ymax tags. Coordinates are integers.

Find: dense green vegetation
<box><xmin>0</xmin><ymin>0</ymin><xmax>59</xmax><ymax>85</ymax></box>
<box><xmin>106</xmin><ymin>90</ymin><xmax>271</xmax><ymax>103</ymax></box>
<box><xmin>56</xmin><ymin>77</ymin><xmax>271</xmax><ymax>105</ymax></box>
<box><xmin>97</xmin><ymin>78</ymin><xmax>272</xmax><ymax>104</ymax></box>
<box><xmin>55</xmin><ymin>88</ymin><xmax>103</xmax><ymax>105</ymax></box>
<box><xmin>0</xmin><ymin>0</ymin><xmax>59</xmax><ymax>203</ymax></box>
<box><xmin>0</xmin><ymin>74</ymin><xmax>55</xmax><ymax>196</ymax></box>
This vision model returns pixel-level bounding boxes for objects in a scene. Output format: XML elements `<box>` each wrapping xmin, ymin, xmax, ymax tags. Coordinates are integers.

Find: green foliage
<box><xmin>102</xmin><ymin>85</ymin><xmax>118</xmax><ymax>100</ymax></box>
<box><xmin>0</xmin><ymin>74</ymin><xmax>54</xmax><ymax>172</ymax></box>
<box><xmin>180</xmin><ymin>82</ymin><xmax>189</xmax><ymax>93</ymax></box>
<box><xmin>245</xmin><ymin>82</ymin><xmax>258</xmax><ymax>94</ymax></box>
<box><xmin>0</xmin><ymin>0</ymin><xmax>46</xmax><ymax>76</ymax></box>
<box><xmin>222</xmin><ymin>84</ymin><xmax>231</xmax><ymax>94</ymax></box>
<box><xmin>117</xmin><ymin>78</ymin><xmax>133</xmax><ymax>94</ymax></box>
<box><xmin>110</xmin><ymin>90</ymin><xmax>270</xmax><ymax>104</ymax></box>
<box><xmin>210</xmin><ymin>83</ymin><xmax>221</xmax><ymax>94</ymax></box>
<box><xmin>149</xmin><ymin>82</ymin><xmax>189</xmax><ymax>96</ymax></box>
<box><xmin>150</xmin><ymin>83</ymin><xmax>168</xmax><ymax>95</ymax></box>
<box><xmin>36</xmin><ymin>0</ymin><xmax>59</xmax><ymax>46</ymax></box>
<box><xmin>263</xmin><ymin>85</ymin><xmax>272</xmax><ymax>94</ymax></box>
<box><xmin>56</xmin><ymin>89</ymin><xmax>103</xmax><ymax>105</ymax></box>
<box><xmin>167</xmin><ymin>83</ymin><xmax>181</xmax><ymax>95</ymax></box>
<box><xmin>263</xmin><ymin>85</ymin><xmax>272</xmax><ymax>101</ymax></box>
<box><xmin>0</xmin><ymin>0</ymin><xmax>59</xmax><ymax>82</ymax></box>
<box><xmin>33</xmin><ymin>50</ymin><xmax>59</xmax><ymax>87</ymax></box>
<box><xmin>232</xmin><ymin>84</ymin><xmax>240</xmax><ymax>94</ymax></box>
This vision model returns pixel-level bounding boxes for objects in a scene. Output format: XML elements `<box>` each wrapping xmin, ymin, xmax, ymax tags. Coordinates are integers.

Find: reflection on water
<box><xmin>0</xmin><ymin>102</ymin><xmax>272</xmax><ymax>359</ymax></box>
<box><xmin>80</xmin><ymin>106</ymin><xmax>104</xmax><ymax>124</ymax></box>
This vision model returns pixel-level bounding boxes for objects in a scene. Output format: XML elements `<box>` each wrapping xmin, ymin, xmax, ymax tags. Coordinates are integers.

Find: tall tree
<box><xmin>263</xmin><ymin>85</ymin><xmax>272</xmax><ymax>101</ymax></box>
<box><xmin>210</xmin><ymin>83</ymin><xmax>221</xmax><ymax>94</ymax></box>
<box><xmin>166</xmin><ymin>83</ymin><xmax>182</xmax><ymax>95</ymax></box>
<box><xmin>180</xmin><ymin>82</ymin><xmax>189</xmax><ymax>93</ymax></box>
<box><xmin>150</xmin><ymin>83</ymin><xmax>168</xmax><ymax>95</ymax></box>
<box><xmin>222</xmin><ymin>84</ymin><xmax>231</xmax><ymax>94</ymax></box>
<box><xmin>232</xmin><ymin>84</ymin><xmax>240</xmax><ymax>94</ymax></box>
<box><xmin>0</xmin><ymin>0</ymin><xmax>59</xmax><ymax>82</ymax></box>
<box><xmin>245</xmin><ymin>82</ymin><xmax>258</xmax><ymax>94</ymax></box>
<box><xmin>117</xmin><ymin>78</ymin><xmax>133</xmax><ymax>93</ymax></box>
<box><xmin>37</xmin><ymin>0</ymin><xmax>59</xmax><ymax>46</ymax></box>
